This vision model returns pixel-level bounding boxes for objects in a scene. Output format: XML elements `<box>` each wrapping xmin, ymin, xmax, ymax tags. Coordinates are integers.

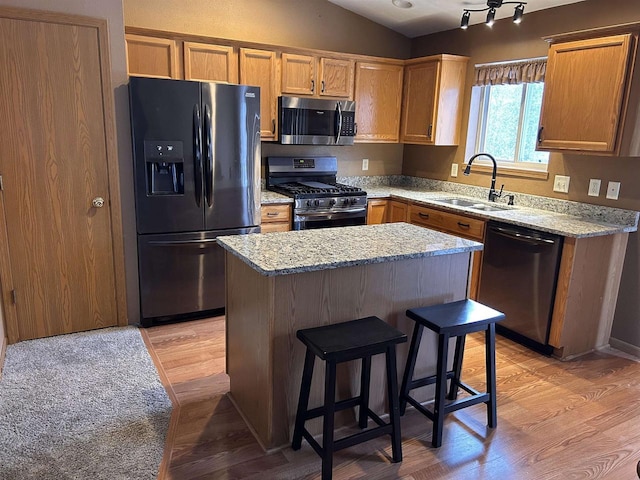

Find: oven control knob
<box><xmin>350</xmin><ymin>198</ymin><xmax>358</xmax><ymax>205</ymax></box>
<box><xmin>329</xmin><ymin>199</ymin><xmax>336</xmax><ymax>207</ymax></box>
<box><xmin>306</xmin><ymin>200</ymin><xmax>312</xmax><ymax>207</ymax></box>
<box><xmin>342</xmin><ymin>198</ymin><xmax>350</xmax><ymax>206</ymax></box>
<box><xmin>314</xmin><ymin>199</ymin><xmax>320</xmax><ymax>207</ymax></box>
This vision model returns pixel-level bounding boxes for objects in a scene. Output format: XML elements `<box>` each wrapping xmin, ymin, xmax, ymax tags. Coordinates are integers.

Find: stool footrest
<box><xmin>300</xmin><ymin>422</ymin><xmax>394</xmax><ymax>457</ymax></box>
<box><xmin>303</xmin><ymin>396</ymin><xmax>362</xmax><ymax>421</ymax></box>
<box><xmin>404</xmin><ymin>380</ymin><xmax>490</xmax><ymax>418</ymax></box>
<box><xmin>408</xmin><ymin>370</ymin><xmax>455</xmax><ymax>391</ymax></box>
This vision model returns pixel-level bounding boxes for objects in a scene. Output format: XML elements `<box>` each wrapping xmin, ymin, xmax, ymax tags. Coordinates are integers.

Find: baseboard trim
<box><xmin>609</xmin><ymin>337</ymin><xmax>640</xmax><ymax>359</ymax></box>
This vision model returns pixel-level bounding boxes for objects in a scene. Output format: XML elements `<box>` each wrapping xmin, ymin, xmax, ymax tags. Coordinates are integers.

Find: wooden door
<box><xmin>388</xmin><ymin>201</ymin><xmax>408</xmax><ymax>222</ymax></box>
<box><xmin>126</xmin><ymin>33</ymin><xmax>178</xmax><ymax>78</ymax></box>
<box><xmin>184</xmin><ymin>42</ymin><xmax>238</xmax><ymax>83</ymax></box>
<box><xmin>354</xmin><ymin>61</ymin><xmax>403</xmax><ymax>143</ymax></box>
<box><xmin>240</xmin><ymin>48</ymin><xmax>278</xmax><ymax>140</ymax></box>
<box><xmin>401</xmin><ymin>61</ymin><xmax>439</xmax><ymax>144</ymax></box>
<box><xmin>281</xmin><ymin>53</ymin><xmax>316</xmax><ymax>95</ymax></box>
<box><xmin>538</xmin><ymin>34</ymin><xmax>632</xmax><ymax>153</ymax></box>
<box><xmin>0</xmin><ymin>13</ymin><xmax>125</xmax><ymax>342</ymax></box>
<box><xmin>319</xmin><ymin>57</ymin><xmax>354</xmax><ymax>98</ymax></box>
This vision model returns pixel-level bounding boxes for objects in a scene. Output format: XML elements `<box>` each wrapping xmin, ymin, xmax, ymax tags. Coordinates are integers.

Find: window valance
<box><xmin>474</xmin><ymin>58</ymin><xmax>546</xmax><ymax>86</ymax></box>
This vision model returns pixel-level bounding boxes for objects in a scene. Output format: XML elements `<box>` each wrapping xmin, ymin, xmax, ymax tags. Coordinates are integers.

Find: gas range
<box><xmin>266</xmin><ymin>156</ymin><xmax>368</xmax><ymax>230</ymax></box>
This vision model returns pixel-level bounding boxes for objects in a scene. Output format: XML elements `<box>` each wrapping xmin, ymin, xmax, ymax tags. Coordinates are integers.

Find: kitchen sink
<box><xmin>432</xmin><ymin>198</ymin><xmax>512</xmax><ymax>212</ymax></box>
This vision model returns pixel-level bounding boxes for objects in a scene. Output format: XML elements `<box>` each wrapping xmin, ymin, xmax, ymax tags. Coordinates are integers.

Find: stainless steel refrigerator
<box><xmin>129</xmin><ymin>77</ymin><xmax>261</xmax><ymax>326</ymax></box>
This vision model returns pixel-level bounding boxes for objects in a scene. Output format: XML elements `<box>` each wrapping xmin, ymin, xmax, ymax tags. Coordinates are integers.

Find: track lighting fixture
<box><xmin>460</xmin><ymin>0</ymin><xmax>527</xmax><ymax>29</ymax></box>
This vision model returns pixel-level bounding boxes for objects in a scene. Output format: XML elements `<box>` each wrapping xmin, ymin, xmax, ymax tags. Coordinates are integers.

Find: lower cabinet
<box><xmin>367</xmin><ymin>199</ymin><xmax>388</xmax><ymax>224</ymax></box>
<box><xmin>261</xmin><ymin>204</ymin><xmax>291</xmax><ymax>232</ymax></box>
<box><xmin>388</xmin><ymin>200</ymin><xmax>409</xmax><ymax>222</ymax></box>
<box><xmin>408</xmin><ymin>203</ymin><xmax>485</xmax><ymax>300</ymax></box>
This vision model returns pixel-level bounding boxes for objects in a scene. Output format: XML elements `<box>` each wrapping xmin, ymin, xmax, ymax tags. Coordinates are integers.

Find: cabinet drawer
<box><xmin>409</xmin><ymin>204</ymin><xmax>484</xmax><ymax>241</ymax></box>
<box><xmin>260</xmin><ymin>222</ymin><xmax>290</xmax><ymax>233</ymax></box>
<box><xmin>261</xmin><ymin>204</ymin><xmax>291</xmax><ymax>223</ymax></box>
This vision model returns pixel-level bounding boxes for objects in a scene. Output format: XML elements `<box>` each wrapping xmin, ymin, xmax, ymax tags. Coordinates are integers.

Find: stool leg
<box><xmin>386</xmin><ymin>345</ymin><xmax>403</xmax><ymax>463</ymax></box>
<box><xmin>322</xmin><ymin>360</ymin><xmax>337</xmax><ymax>480</ymax></box>
<box><xmin>359</xmin><ymin>355</ymin><xmax>372</xmax><ymax>429</ymax></box>
<box><xmin>292</xmin><ymin>349</ymin><xmax>315</xmax><ymax>450</ymax></box>
<box><xmin>399</xmin><ymin>322</ymin><xmax>424</xmax><ymax>415</ymax></box>
<box><xmin>432</xmin><ymin>332</ymin><xmax>450</xmax><ymax>448</ymax></box>
<box><xmin>486</xmin><ymin>323</ymin><xmax>498</xmax><ymax>428</ymax></box>
<box><xmin>447</xmin><ymin>335</ymin><xmax>466</xmax><ymax>400</ymax></box>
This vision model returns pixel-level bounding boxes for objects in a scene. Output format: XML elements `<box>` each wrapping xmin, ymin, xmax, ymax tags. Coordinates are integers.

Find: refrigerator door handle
<box><xmin>193</xmin><ymin>104</ymin><xmax>203</xmax><ymax>207</ymax></box>
<box><xmin>204</xmin><ymin>103</ymin><xmax>214</xmax><ymax>207</ymax></box>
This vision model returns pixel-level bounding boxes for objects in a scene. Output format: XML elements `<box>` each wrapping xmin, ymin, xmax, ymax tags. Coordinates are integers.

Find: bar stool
<box><xmin>399</xmin><ymin>299</ymin><xmax>504</xmax><ymax>448</ymax></box>
<box><xmin>292</xmin><ymin>316</ymin><xmax>407</xmax><ymax>480</ymax></box>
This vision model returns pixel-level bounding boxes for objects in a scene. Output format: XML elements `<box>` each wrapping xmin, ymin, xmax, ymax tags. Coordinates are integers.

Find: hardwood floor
<box><xmin>142</xmin><ymin>316</ymin><xmax>640</xmax><ymax>479</ymax></box>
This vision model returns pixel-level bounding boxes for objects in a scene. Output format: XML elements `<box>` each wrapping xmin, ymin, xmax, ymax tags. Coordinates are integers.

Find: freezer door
<box><xmin>202</xmin><ymin>83</ymin><xmax>261</xmax><ymax>230</ymax></box>
<box><xmin>137</xmin><ymin>228</ymin><xmax>259</xmax><ymax>324</ymax></box>
<box><xmin>130</xmin><ymin>77</ymin><xmax>205</xmax><ymax>234</ymax></box>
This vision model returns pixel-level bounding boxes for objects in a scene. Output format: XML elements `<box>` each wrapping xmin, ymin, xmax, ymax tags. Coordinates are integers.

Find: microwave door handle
<box><xmin>204</xmin><ymin>103</ymin><xmax>214</xmax><ymax>207</ymax></box>
<box><xmin>335</xmin><ymin>102</ymin><xmax>342</xmax><ymax>144</ymax></box>
<box><xmin>193</xmin><ymin>104</ymin><xmax>203</xmax><ymax>207</ymax></box>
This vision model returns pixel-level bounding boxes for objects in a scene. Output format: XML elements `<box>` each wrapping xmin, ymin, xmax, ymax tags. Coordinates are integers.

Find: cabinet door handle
<box><xmin>321</xmin><ymin>80</ymin><xmax>325</xmax><ymax>93</ymax></box>
<box><xmin>272</xmin><ymin>119</ymin><xmax>276</xmax><ymax>134</ymax></box>
<box><xmin>427</xmin><ymin>124</ymin><xmax>433</xmax><ymax>138</ymax></box>
<box><xmin>418</xmin><ymin>212</ymin><xmax>430</xmax><ymax>219</ymax></box>
<box><xmin>457</xmin><ymin>222</ymin><xmax>470</xmax><ymax>229</ymax></box>
<box><xmin>537</xmin><ymin>126</ymin><xmax>544</xmax><ymax>143</ymax></box>
<box><xmin>266</xmin><ymin>212</ymin><xmax>279</xmax><ymax>217</ymax></box>
<box><xmin>311</xmin><ymin>79</ymin><xmax>315</xmax><ymax>93</ymax></box>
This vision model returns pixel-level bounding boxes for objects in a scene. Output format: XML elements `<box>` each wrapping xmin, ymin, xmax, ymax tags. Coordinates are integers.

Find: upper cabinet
<box><xmin>537</xmin><ymin>27</ymin><xmax>640</xmax><ymax>156</ymax></box>
<box><xmin>184</xmin><ymin>42</ymin><xmax>238</xmax><ymax>83</ymax></box>
<box><xmin>126</xmin><ymin>34</ymin><xmax>178</xmax><ymax>79</ymax></box>
<box><xmin>281</xmin><ymin>53</ymin><xmax>354</xmax><ymax>98</ymax></box>
<box><xmin>354</xmin><ymin>60</ymin><xmax>404</xmax><ymax>143</ymax></box>
<box><xmin>400</xmin><ymin>55</ymin><xmax>468</xmax><ymax>145</ymax></box>
<box><xmin>240</xmin><ymin>48</ymin><xmax>279</xmax><ymax>141</ymax></box>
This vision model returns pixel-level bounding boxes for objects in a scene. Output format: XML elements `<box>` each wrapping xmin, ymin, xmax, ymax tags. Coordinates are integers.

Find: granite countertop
<box><xmin>261</xmin><ymin>189</ymin><xmax>292</xmax><ymax>204</ymax></box>
<box><xmin>217</xmin><ymin>222</ymin><xmax>482</xmax><ymax>276</ymax></box>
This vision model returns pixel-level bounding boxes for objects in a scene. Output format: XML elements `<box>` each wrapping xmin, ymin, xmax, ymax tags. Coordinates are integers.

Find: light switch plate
<box><xmin>553</xmin><ymin>175</ymin><xmax>570</xmax><ymax>193</ymax></box>
<box><xmin>588</xmin><ymin>179</ymin><xmax>601</xmax><ymax>197</ymax></box>
<box><xmin>362</xmin><ymin>158</ymin><xmax>369</xmax><ymax>171</ymax></box>
<box><xmin>606</xmin><ymin>181</ymin><xmax>620</xmax><ymax>200</ymax></box>
<box><xmin>450</xmin><ymin>163</ymin><xmax>458</xmax><ymax>177</ymax></box>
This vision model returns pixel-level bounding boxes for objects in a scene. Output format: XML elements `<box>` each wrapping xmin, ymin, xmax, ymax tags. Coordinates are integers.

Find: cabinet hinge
<box><xmin>10</xmin><ymin>289</ymin><xmax>16</xmax><ymax>304</ymax></box>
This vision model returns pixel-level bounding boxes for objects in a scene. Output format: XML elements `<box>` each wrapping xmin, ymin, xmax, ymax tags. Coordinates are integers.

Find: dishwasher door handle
<box><xmin>490</xmin><ymin>226</ymin><xmax>557</xmax><ymax>245</ymax></box>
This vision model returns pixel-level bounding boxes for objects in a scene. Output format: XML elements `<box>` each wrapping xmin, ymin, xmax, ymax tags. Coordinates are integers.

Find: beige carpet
<box><xmin>0</xmin><ymin>327</ymin><xmax>171</xmax><ymax>480</ymax></box>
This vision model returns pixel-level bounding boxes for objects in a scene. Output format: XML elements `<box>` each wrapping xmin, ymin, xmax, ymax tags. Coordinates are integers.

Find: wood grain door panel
<box><xmin>0</xmin><ymin>18</ymin><xmax>118</xmax><ymax>341</ymax></box>
<box><xmin>240</xmin><ymin>48</ymin><xmax>278</xmax><ymax>140</ymax></box>
<box><xmin>401</xmin><ymin>61</ymin><xmax>438</xmax><ymax>144</ymax></box>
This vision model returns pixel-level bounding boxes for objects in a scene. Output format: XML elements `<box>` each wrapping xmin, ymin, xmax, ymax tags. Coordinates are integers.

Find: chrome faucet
<box><xmin>463</xmin><ymin>153</ymin><xmax>503</xmax><ymax>202</ymax></box>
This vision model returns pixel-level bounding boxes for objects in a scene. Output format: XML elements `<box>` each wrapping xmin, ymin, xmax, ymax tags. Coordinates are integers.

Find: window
<box><xmin>466</xmin><ymin>58</ymin><xmax>549</xmax><ymax>174</ymax></box>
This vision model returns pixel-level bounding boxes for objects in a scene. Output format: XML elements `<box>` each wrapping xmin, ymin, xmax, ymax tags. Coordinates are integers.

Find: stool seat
<box><xmin>407</xmin><ymin>300</ymin><xmax>505</xmax><ymax>334</ymax></box>
<box><xmin>293</xmin><ymin>316</ymin><xmax>407</xmax><ymax>480</ymax></box>
<box><xmin>400</xmin><ymin>299</ymin><xmax>504</xmax><ymax>448</ymax></box>
<box><xmin>297</xmin><ymin>316</ymin><xmax>408</xmax><ymax>362</ymax></box>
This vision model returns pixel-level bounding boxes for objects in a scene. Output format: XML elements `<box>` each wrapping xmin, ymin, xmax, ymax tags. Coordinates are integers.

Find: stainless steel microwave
<box><xmin>278</xmin><ymin>96</ymin><xmax>356</xmax><ymax>145</ymax></box>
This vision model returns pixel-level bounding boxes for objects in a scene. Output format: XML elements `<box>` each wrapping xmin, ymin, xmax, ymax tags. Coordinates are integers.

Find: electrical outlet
<box><xmin>588</xmin><ymin>179</ymin><xmax>601</xmax><ymax>197</ymax></box>
<box><xmin>553</xmin><ymin>175</ymin><xmax>570</xmax><ymax>193</ymax></box>
<box><xmin>362</xmin><ymin>158</ymin><xmax>369</xmax><ymax>171</ymax></box>
<box><xmin>606</xmin><ymin>181</ymin><xmax>620</xmax><ymax>200</ymax></box>
<box><xmin>450</xmin><ymin>163</ymin><xmax>458</xmax><ymax>177</ymax></box>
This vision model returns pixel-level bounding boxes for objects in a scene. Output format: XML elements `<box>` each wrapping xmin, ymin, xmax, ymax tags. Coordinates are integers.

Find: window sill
<box><xmin>463</xmin><ymin>163</ymin><xmax>549</xmax><ymax>180</ymax></box>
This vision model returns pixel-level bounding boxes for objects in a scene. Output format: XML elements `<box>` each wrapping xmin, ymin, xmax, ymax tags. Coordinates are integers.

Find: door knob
<box><xmin>92</xmin><ymin>197</ymin><xmax>105</xmax><ymax>208</ymax></box>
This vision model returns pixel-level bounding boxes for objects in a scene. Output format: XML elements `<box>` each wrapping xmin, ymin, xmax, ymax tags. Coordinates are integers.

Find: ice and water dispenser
<box><xmin>143</xmin><ymin>140</ymin><xmax>184</xmax><ymax>195</ymax></box>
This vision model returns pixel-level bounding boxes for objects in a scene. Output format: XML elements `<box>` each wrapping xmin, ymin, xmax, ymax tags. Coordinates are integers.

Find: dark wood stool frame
<box><xmin>292</xmin><ymin>317</ymin><xmax>407</xmax><ymax>480</ymax></box>
<box><xmin>399</xmin><ymin>299</ymin><xmax>504</xmax><ymax>448</ymax></box>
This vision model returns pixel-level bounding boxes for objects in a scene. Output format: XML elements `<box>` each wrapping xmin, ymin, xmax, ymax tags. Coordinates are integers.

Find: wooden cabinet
<box><xmin>281</xmin><ymin>53</ymin><xmax>354</xmax><ymax>98</ymax></box>
<box><xmin>240</xmin><ymin>48</ymin><xmax>278</xmax><ymax>140</ymax></box>
<box><xmin>126</xmin><ymin>34</ymin><xmax>178</xmax><ymax>79</ymax></box>
<box><xmin>538</xmin><ymin>29</ymin><xmax>640</xmax><ymax>156</ymax></box>
<box><xmin>388</xmin><ymin>200</ymin><xmax>409</xmax><ymax>222</ymax></box>
<box><xmin>408</xmin><ymin>203</ymin><xmax>485</xmax><ymax>299</ymax></box>
<box><xmin>261</xmin><ymin>204</ymin><xmax>291</xmax><ymax>232</ymax></box>
<box><xmin>367</xmin><ymin>199</ymin><xmax>388</xmax><ymax>224</ymax></box>
<box><xmin>354</xmin><ymin>61</ymin><xmax>404</xmax><ymax>143</ymax></box>
<box><xmin>400</xmin><ymin>55</ymin><xmax>468</xmax><ymax>145</ymax></box>
<box><xmin>183</xmin><ymin>42</ymin><xmax>238</xmax><ymax>83</ymax></box>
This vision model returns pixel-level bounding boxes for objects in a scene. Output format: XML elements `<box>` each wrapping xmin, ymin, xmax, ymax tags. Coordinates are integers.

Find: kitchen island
<box><xmin>217</xmin><ymin>223</ymin><xmax>482</xmax><ymax>450</ymax></box>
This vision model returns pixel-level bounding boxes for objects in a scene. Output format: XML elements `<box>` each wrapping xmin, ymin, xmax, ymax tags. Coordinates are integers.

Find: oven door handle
<box><xmin>296</xmin><ymin>208</ymin><xmax>366</xmax><ymax>217</ymax></box>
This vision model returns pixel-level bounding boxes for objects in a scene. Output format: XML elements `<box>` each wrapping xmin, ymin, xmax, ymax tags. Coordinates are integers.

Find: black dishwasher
<box><xmin>478</xmin><ymin>221</ymin><xmax>563</xmax><ymax>355</ymax></box>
